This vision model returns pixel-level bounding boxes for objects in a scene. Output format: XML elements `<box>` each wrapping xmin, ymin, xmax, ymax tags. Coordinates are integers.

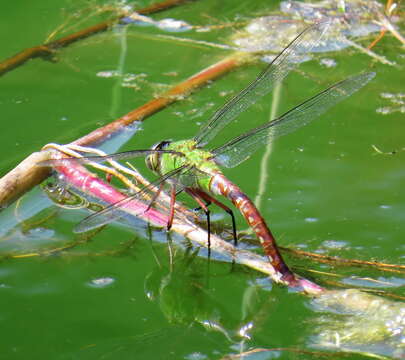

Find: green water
<box><xmin>0</xmin><ymin>1</ymin><xmax>404</xmax><ymax>359</ymax></box>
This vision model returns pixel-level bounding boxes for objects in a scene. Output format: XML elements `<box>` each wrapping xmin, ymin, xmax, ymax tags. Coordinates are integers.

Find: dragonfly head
<box><xmin>146</xmin><ymin>140</ymin><xmax>172</xmax><ymax>173</ymax></box>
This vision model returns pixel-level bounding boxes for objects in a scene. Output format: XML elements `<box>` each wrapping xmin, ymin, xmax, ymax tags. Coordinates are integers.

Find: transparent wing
<box><xmin>212</xmin><ymin>72</ymin><xmax>375</xmax><ymax>168</ymax></box>
<box><xmin>193</xmin><ymin>21</ymin><xmax>330</xmax><ymax>147</ymax></box>
<box><xmin>38</xmin><ymin>149</ymin><xmax>183</xmax><ymax>167</ymax></box>
<box><xmin>74</xmin><ymin>164</ymin><xmax>190</xmax><ymax>233</ymax></box>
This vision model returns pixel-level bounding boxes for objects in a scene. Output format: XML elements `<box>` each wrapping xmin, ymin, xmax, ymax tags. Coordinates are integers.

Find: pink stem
<box><xmin>55</xmin><ymin>162</ymin><xmax>168</xmax><ymax>227</ymax></box>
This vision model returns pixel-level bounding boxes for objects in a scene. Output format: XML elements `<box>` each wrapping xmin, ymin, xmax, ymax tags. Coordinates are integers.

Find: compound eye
<box><xmin>146</xmin><ymin>141</ymin><xmax>171</xmax><ymax>172</ymax></box>
<box><xmin>152</xmin><ymin>140</ymin><xmax>171</xmax><ymax>151</ymax></box>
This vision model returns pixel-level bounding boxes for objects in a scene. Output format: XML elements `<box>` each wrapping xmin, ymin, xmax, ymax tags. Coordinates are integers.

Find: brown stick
<box><xmin>0</xmin><ymin>152</ymin><xmax>51</xmax><ymax>210</ymax></box>
<box><xmin>0</xmin><ymin>0</ymin><xmax>194</xmax><ymax>76</ymax></box>
<box><xmin>0</xmin><ymin>54</ymin><xmax>249</xmax><ymax>208</ymax></box>
<box><xmin>74</xmin><ymin>55</ymin><xmax>245</xmax><ymax>146</ymax></box>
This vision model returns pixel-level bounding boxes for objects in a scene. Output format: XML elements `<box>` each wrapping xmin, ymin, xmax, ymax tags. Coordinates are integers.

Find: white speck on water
<box><xmin>60</xmin><ymin>116</ymin><xmax>68</xmax><ymax>121</ymax></box>
<box><xmin>96</xmin><ymin>70</ymin><xmax>117</xmax><ymax>78</ymax></box>
<box><xmin>219</xmin><ymin>91</ymin><xmax>232</xmax><ymax>97</ymax></box>
<box><xmin>184</xmin><ymin>352</ymin><xmax>207</xmax><ymax>360</ymax></box>
<box><xmin>145</xmin><ymin>290</ymin><xmax>155</xmax><ymax>300</ymax></box>
<box><xmin>322</xmin><ymin>240</ymin><xmax>348</xmax><ymax>249</ymax></box>
<box><xmin>238</xmin><ymin>322</ymin><xmax>254</xmax><ymax>339</ymax></box>
<box><xmin>377</xmin><ymin>92</ymin><xmax>405</xmax><ymax>115</ymax></box>
<box><xmin>122</xmin><ymin>73</ymin><xmax>137</xmax><ymax>82</ymax></box>
<box><xmin>320</xmin><ymin>58</ymin><xmax>337</xmax><ymax>68</ymax></box>
<box><xmin>163</xmin><ymin>71</ymin><xmax>178</xmax><ymax>77</ymax></box>
<box><xmin>376</xmin><ymin>107</ymin><xmax>391</xmax><ymax>114</ymax></box>
<box><xmin>173</xmin><ymin>111</ymin><xmax>184</xmax><ymax>118</ymax></box>
<box><xmin>305</xmin><ymin>217</ymin><xmax>318</xmax><ymax>223</ymax></box>
<box><xmin>379</xmin><ymin>106</ymin><xmax>400</xmax><ymax>114</ymax></box>
<box><xmin>89</xmin><ymin>277</ymin><xmax>115</xmax><ymax>288</ymax></box>
<box><xmin>156</xmin><ymin>18</ymin><xmax>192</xmax><ymax>32</ymax></box>
<box><xmin>14</xmin><ymin>98</ymin><xmax>27</xmax><ymax>104</ymax></box>
<box><xmin>380</xmin><ymin>204</ymin><xmax>391</xmax><ymax>209</ymax></box>
<box><xmin>122</xmin><ymin>12</ymin><xmax>192</xmax><ymax>32</ymax></box>
<box><xmin>187</xmin><ymin>108</ymin><xmax>198</xmax><ymax>115</ymax></box>
<box><xmin>381</xmin><ymin>92</ymin><xmax>394</xmax><ymax>99</ymax></box>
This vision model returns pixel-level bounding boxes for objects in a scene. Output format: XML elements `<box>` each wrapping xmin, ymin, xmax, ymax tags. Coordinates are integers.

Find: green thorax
<box><xmin>159</xmin><ymin>139</ymin><xmax>221</xmax><ymax>191</ymax></box>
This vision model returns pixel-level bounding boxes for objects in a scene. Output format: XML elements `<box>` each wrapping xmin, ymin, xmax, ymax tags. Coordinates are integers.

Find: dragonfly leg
<box><xmin>192</xmin><ymin>199</ymin><xmax>211</xmax><ymax>212</ymax></box>
<box><xmin>145</xmin><ymin>182</ymin><xmax>175</xmax><ymax>231</ymax></box>
<box><xmin>167</xmin><ymin>185</ymin><xmax>177</xmax><ymax>231</ymax></box>
<box><xmin>192</xmin><ymin>189</ymin><xmax>237</xmax><ymax>247</ymax></box>
<box><xmin>146</xmin><ymin>182</ymin><xmax>165</xmax><ymax>212</ymax></box>
<box><xmin>185</xmin><ymin>188</ymin><xmax>211</xmax><ymax>255</ymax></box>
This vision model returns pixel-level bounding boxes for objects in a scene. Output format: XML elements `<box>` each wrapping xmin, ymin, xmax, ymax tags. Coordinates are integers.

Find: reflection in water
<box><xmin>144</xmin><ymin>249</ymin><xmax>237</xmax><ymax>342</ymax></box>
<box><xmin>145</xmin><ymin>249</ymin><xmax>405</xmax><ymax>359</ymax></box>
<box><xmin>310</xmin><ymin>289</ymin><xmax>405</xmax><ymax>359</ymax></box>
<box><xmin>143</xmin><ymin>248</ymin><xmax>294</xmax><ymax>357</ymax></box>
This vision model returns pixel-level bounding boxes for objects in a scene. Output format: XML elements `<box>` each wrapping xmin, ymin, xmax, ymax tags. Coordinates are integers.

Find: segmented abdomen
<box><xmin>210</xmin><ymin>172</ymin><xmax>297</xmax><ymax>286</ymax></box>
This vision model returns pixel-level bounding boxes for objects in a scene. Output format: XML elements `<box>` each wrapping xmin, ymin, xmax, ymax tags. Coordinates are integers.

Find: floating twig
<box><xmin>0</xmin><ymin>0</ymin><xmax>195</xmax><ymax>76</ymax></box>
<box><xmin>282</xmin><ymin>246</ymin><xmax>405</xmax><ymax>274</ymax></box>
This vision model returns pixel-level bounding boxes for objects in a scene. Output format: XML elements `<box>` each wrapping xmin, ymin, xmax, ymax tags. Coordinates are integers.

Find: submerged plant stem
<box><xmin>281</xmin><ymin>246</ymin><xmax>405</xmax><ymax>274</ymax></box>
<box><xmin>109</xmin><ymin>25</ymin><xmax>128</xmax><ymax>118</ymax></box>
<box><xmin>254</xmin><ymin>80</ymin><xmax>282</xmax><ymax>210</ymax></box>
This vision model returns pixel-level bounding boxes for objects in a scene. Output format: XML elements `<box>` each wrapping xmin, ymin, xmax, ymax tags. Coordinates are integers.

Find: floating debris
<box><xmin>310</xmin><ymin>289</ymin><xmax>405</xmax><ymax>359</ymax></box>
<box><xmin>121</xmin><ymin>12</ymin><xmax>192</xmax><ymax>32</ymax></box>
<box><xmin>319</xmin><ymin>57</ymin><xmax>337</xmax><ymax>67</ymax></box>
<box><xmin>96</xmin><ymin>70</ymin><xmax>148</xmax><ymax>90</ymax></box>
<box><xmin>88</xmin><ymin>277</ymin><xmax>115</xmax><ymax>288</ymax></box>
<box><xmin>321</xmin><ymin>239</ymin><xmax>348</xmax><ymax>249</ymax></box>
<box><xmin>233</xmin><ymin>0</ymin><xmax>394</xmax><ymax>65</ymax></box>
<box><xmin>376</xmin><ymin>92</ymin><xmax>405</xmax><ymax>115</ymax></box>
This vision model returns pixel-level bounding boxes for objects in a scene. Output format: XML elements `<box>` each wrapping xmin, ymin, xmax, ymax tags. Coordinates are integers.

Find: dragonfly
<box><xmin>42</xmin><ymin>23</ymin><xmax>375</xmax><ymax>288</ymax></box>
